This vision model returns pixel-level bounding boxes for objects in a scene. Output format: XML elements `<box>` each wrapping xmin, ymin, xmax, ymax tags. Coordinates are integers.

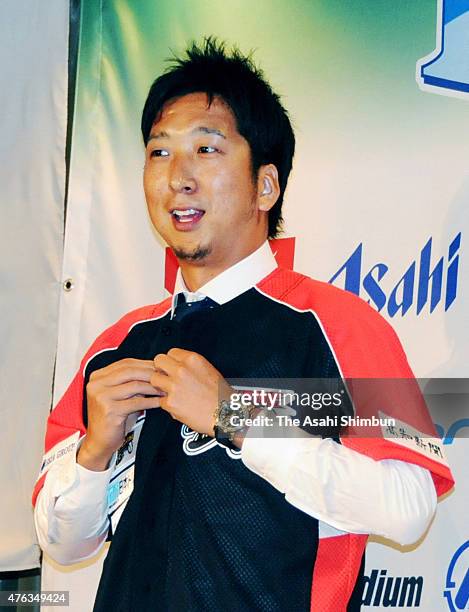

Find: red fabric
<box><xmin>310</xmin><ymin>534</ymin><xmax>367</xmax><ymax>612</ymax></box>
<box><xmin>32</xmin><ymin>299</ymin><xmax>172</xmax><ymax>506</ymax></box>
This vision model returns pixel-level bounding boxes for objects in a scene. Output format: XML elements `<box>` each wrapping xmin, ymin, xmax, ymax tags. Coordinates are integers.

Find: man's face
<box><xmin>143</xmin><ymin>92</ymin><xmax>269</xmax><ymax>271</ymax></box>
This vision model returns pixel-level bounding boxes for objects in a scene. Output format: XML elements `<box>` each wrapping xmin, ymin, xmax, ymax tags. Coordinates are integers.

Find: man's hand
<box><xmin>152</xmin><ymin>348</ymin><xmax>229</xmax><ymax>436</ymax></box>
<box><xmin>78</xmin><ymin>358</ymin><xmax>162</xmax><ymax>471</ymax></box>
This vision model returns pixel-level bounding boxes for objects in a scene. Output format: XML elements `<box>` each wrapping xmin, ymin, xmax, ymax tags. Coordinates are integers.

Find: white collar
<box><xmin>170</xmin><ymin>241</ymin><xmax>277</xmax><ymax>318</ymax></box>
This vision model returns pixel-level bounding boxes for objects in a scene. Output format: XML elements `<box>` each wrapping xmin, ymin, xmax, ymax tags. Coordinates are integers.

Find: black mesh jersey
<box><xmin>91</xmin><ymin>287</ymin><xmax>359</xmax><ymax>612</ymax></box>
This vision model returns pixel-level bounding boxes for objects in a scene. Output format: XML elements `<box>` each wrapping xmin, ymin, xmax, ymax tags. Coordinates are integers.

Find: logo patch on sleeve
<box><xmin>381</xmin><ymin>412</ymin><xmax>447</xmax><ymax>465</ymax></box>
<box><xmin>38</xmin><ymin>431</ymin><xmax>81</xmax><ymax>478</ymax></box>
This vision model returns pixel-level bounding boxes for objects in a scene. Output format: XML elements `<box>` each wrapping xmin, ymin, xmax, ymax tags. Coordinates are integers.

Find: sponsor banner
<box><xmin>417</xmin><ymin>0</ymin><xmax>469</xmax><ymax>97</ymax></box>
<box><xmin>330</xmin><ymin>234</ymin><xmax>461</xmax><ymax>317</ymax></box>
<box><xmin>362</xmin><ymin>569</ymin><xmax>424</xmax><ymax>607</ymax></box>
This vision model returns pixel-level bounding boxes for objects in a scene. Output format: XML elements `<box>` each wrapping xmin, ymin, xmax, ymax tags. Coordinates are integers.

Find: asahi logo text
<box><xmin>330</xmin><ymin>234</ymin><xmax>461</xmax><ymax>317</ymax></box>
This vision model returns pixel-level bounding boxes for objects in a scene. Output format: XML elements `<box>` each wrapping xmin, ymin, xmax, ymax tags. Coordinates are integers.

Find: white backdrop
<box><xmin>0</xmin><ymin>0</ymin><xmax>68</xmax><ymax>571</ymax></box>
<box><xmin>37</xmin><ymin>1</ymin><xmax>468</xmax><ymax>610</ymax></box>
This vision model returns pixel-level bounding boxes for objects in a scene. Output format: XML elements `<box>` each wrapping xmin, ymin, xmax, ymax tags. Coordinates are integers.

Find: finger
<box><xmin>118</xmin><ymin>395</ymin><xmax>162</xmax><ymax>415</ymax></box>
<box><xmin>93</xmin><ymin>364</ymin><xmax>157</xmax><ymax>387</ymax></box>
<box><xmin>150</xmin><ymin>371</ymin><xmax>172</xmax><ymax>394</ymax></box>
<box><xmin>89</xmin><ymin>359</ymin><xmax>155</xmax><ymax>382</ymax></box>
<box><xmin>153</xmin><ymin>354</ymin><xmax>181</xmax><ymax>377</ymax></box>
<box><xmin>109</xmin><ymin>381</ymin><xmax>164</xmax><ymax>401</ymax></box>
<box><xmin>166</xmin><ymin>348</ymin><xmax>198</xmax><ymax>362</ymax></box>
<box><xmin>166</xmin><ymin>348</ymin><xmax>210</xmax><ymax>372</ymax></box>
<box><xmin>157</xmin><ymin>395</ymin><xmax>174</xmax><ymax>417</ymax></box>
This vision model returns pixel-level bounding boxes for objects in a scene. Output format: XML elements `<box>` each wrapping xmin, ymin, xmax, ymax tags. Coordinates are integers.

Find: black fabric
<box><xmin>90</xmin><ymin>288</ymin><xmax>363</xmax><ymax>611</ymax></box>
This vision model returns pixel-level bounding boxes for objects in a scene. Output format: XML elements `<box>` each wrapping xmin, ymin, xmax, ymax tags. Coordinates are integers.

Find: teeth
<box><xmin>173</xmin><ymin>208</ymin><xmax>199</xmax><ymax>217</ymax></box>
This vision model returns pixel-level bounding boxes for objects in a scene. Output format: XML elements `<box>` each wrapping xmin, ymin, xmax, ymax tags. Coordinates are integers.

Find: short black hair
<box><xmin>141</xmin><ymin>37</ymin><xmax>295</xmax><ymax>238</ymax></box>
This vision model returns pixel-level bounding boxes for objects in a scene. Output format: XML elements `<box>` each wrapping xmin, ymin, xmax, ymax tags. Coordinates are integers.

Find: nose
<box><xmin>170</xmin><ymin>176</ymin><xmax>197</xmax><ymax>194</ymax></box>
<box><xmin>169</xmin><ymin>156</ymin><xmax>197</xmax><ymax>194</ymax></box>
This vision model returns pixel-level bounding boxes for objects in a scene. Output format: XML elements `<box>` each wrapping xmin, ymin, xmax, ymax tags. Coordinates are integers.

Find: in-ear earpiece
<box><xmin>261</xmin><ymin>178</ymin><xmax>272</xmax><ymax>195</ymax></box>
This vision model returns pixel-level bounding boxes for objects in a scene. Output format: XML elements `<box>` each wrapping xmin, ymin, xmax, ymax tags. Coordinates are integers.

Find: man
<box><xmin>33</xmin><ymin>39</ymin><xmax>453</xmax><ymax>611</ymax></box>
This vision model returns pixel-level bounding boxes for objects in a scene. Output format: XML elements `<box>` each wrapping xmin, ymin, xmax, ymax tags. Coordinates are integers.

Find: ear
<box><xmin>257</xmin><ymin>164</ymin><xmax>280</xmax><ymax>212</ymax></box>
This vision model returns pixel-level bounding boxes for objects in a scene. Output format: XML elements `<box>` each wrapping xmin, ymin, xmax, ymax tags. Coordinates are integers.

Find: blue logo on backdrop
<box><xmin>329</xmin><ymin>233</ymin><xmax>461</xmax><ymax>317</ymax></box>
<box><xmin>444</xmin><ymin>541</ymin><xmax>469</xmax><ymax>611</ymax></box>
<box><xmin>362</xmin><ymin>570</ymin><xmax>423</xmax><ymax>607</ymax></box>
<box><xmin>417</xmin><ymin>0</ymin><xmax>469</xmax><ymax>97</ymax></box>
<box><xmin>435</xmin><ymin>419</ymin><xmax>469</xmax><ymax>444</ymax></box>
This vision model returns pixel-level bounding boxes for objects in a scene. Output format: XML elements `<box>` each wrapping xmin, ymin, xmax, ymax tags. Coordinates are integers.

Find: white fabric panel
<box><xmin>0</xmin><ymin>0</ymin><xmax>68</xmax><ymax>569</ymax></box>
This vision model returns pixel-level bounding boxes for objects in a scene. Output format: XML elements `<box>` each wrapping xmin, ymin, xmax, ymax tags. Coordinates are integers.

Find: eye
<box><xmin>198</xmin><ymin>145</ymin><xmax>218</xmax><ymax>154</ymax></box>
<box><xmin>150</xmin><ymin>149</ymin><xmax>169</xmax><ymax>158</ymax></box>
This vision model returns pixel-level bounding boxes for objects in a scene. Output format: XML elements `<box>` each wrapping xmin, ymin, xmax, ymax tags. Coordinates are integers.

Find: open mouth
<box><xmin>171</xmin><ymin>208</ymin><xmax>205</xmax><ymax>224</ymax></box>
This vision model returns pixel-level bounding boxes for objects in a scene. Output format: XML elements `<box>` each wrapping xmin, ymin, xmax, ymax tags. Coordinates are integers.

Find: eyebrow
<box><xmin>196</xmin><ymin>126</ymin><xmax>226</xmax><ymax>139</ymax></box>
<box><xmin>147</xmin><ymin>126</ymin><xmax>226</xmax><ymax>142</ymax></box>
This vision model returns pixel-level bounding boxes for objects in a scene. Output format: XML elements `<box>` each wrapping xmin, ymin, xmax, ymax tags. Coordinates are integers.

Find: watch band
<box><xmin>213</xmin><ymin>425</ymin><xmax>239</xmax><ymax>451</ymax></box>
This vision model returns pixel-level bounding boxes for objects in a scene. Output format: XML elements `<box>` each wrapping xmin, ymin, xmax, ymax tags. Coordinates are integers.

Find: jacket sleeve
<box><xmin>32</xmin><ymin>301</ymin><xmax>169</xmax><ymax>564</ymax></box>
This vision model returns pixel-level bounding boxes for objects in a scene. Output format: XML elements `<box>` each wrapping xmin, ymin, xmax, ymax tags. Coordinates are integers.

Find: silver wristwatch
<box><xmin>213</xmin><ymin>399</ymin><xmax>254</xmax><ymax>449</ymax></box>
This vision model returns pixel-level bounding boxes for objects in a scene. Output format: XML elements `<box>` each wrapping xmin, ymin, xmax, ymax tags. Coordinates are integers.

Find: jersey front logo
<box><xmin>180</xmin><ymin>425</ymin><xmax>241</xmax><ymax>459</ymax></box>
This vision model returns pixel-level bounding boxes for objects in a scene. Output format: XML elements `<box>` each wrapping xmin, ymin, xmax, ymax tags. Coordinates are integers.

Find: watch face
<box><xmin>218</xmin><ymin>400</ymin><xmax>250</xmax><ymax>433</ymax></box>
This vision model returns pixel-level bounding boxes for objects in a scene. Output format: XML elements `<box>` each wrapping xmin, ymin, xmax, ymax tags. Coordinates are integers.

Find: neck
<box><xmin>178</xmin><ymin>241</ymin><xmax>266</xmax><ymax>292</ymax></box>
